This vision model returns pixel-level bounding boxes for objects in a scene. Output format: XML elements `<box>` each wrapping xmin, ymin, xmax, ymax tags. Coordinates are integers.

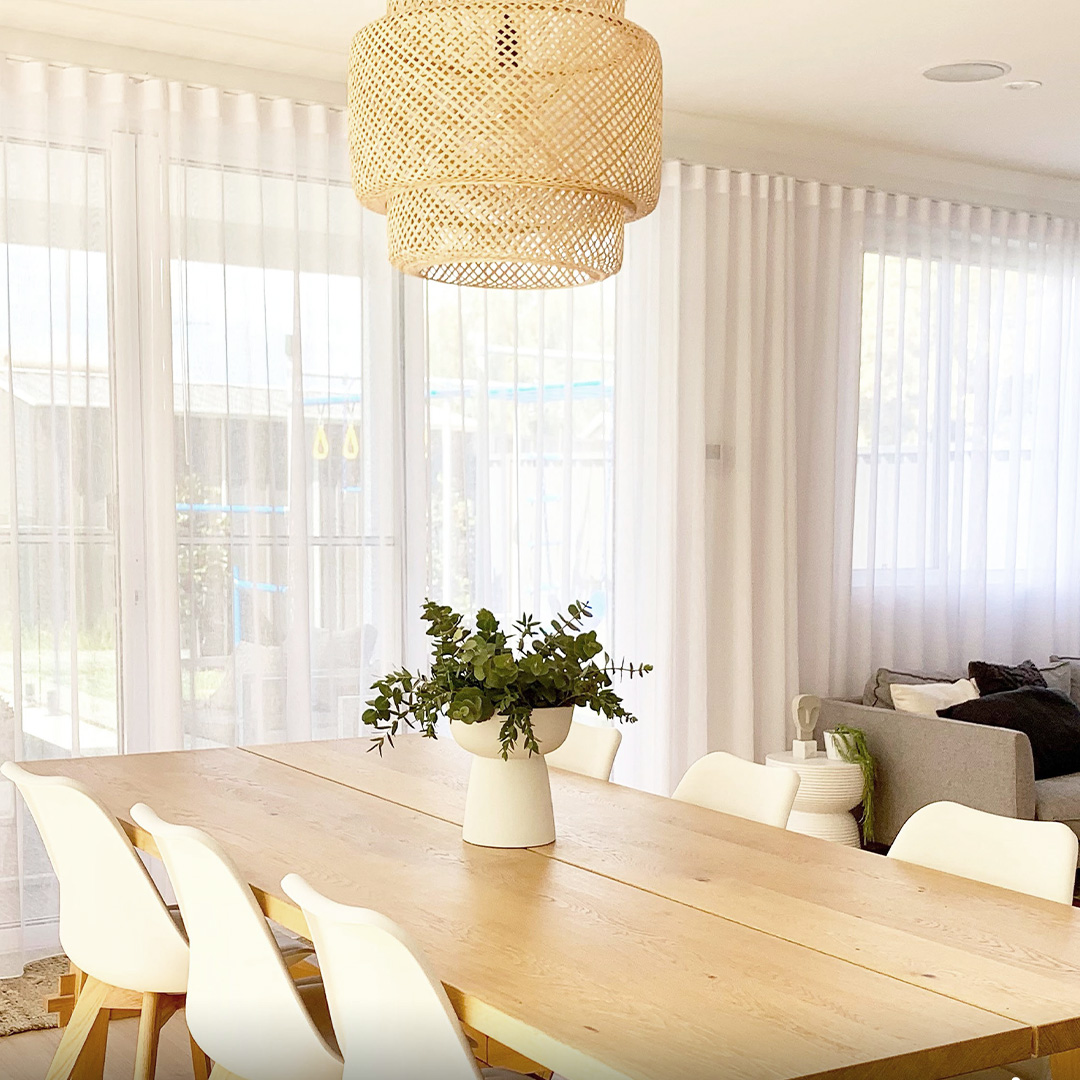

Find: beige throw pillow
<box><xmin>890</xmin><ymin>678</ymin><xmax>980</xmax><ymax>715</ymax></box>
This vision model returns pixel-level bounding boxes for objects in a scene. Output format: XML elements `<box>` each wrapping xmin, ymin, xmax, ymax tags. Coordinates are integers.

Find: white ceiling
<box><xmin>1</xmin><ymin>0</ymin><xmax>1078</xmax><ymax>179</ymax></box>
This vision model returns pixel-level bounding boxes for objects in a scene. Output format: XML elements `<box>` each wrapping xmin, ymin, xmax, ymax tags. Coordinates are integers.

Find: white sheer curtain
<box><xmin>0</xmin><ymin>58</ymin><xmax>401</xmax><ymax>974</ymax></box>
<box><xmin>611</xmin><ymin>162</ymin><xmax>865</xmax><ymax>793</ymax></box>
<box><xmin>612</xmin><ymin>167</ymin><xmax>1080</xmax><ymax>795</ymax></box>
<box><xmin>170</xmin><ymin>89</ymin><xmax>401</xmax><ymax>748</ymax></box>
<box><xmin>832</xmin><ymin>195</ymin><xmax>1080</xmax><ymax>688</ymax></box>
<box><xmin>415</xmin><ymin>281</ymin><xmax>616</xmax><ymax>631</ymax></box>
<box><xmin>0</xmin><ymin>59</ymin><xmax>128</xmax><ymax>974</ymax></box>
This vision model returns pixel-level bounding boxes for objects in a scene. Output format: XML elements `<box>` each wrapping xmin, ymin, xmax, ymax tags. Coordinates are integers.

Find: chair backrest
<box><xmin>0</xmin><ymin>761</ymin><xmax>188</xmax><ymax>993</ymax></box>
<box><xmin>888</xmin><ymin>801</ymin><xmax>1079</xmax><ymax>905</ymax></box>
<box><xmin>545</xmin><ymin>721</ymin><xmax>623</xmax><ymax>781</ymax></box>
<box><xmin>130</xmin><ymin>804</ymin><xmax>342</xmax><ymax>1080</ymax></box>
<box><xmin>671</xmin><ymin>752</ymin><xmax>801</xmax><ymax>828</ymax></box>
<box><xmin>281</xmin><ymin>874</ymin><xmax>482</xmax><ymax>1080</ymax></box>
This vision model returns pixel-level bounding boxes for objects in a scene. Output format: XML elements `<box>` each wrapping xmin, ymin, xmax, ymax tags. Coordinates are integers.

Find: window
<box><xmin>422</xmin><ymin>280</ymin><xmax>616</xmax><ymax>631</ymax></box>
<box><xmin>171</xmin><ymin>162</ymin><xmax>402</xmax><ymax>746</ymax></box>
<box><xmin>854</xmin><ymin>224</ymin><xmax>1080</xmax><ymax>579</ymax></box>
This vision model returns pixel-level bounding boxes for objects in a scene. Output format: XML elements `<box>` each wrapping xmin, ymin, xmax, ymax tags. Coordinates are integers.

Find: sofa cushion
<box><xmin>939</xmin><ymin>687</ymin><xmax>1080</xmax><ymax>781</ymax></box>
<box><xmin>863</xmin><ymin>667</ymin><xmax>958</xmax><ymax>709</ymax></box>
<box><xmin>864</xmin><ymin>660</ymin><xmax>1074</xmax><ymax>710</ymax></box>
<box><xmin>1034</xmin><ymin>772</ymin><xmax>1080</xmax><ymax>824</ymax></box>
<box><xmin>890</xmin><ymin>679</ymin><xmax>979</xmax><ymax>715</ymax></box>
<box><xmin>968</xmin><ymin>659</ymin><xmax>1047</xmax><ymax>696</ymax></box>
<box><xmin>1050</xmin><ymin>656</ymin><xmax>1080</xmax><ymax>710</ymax></box>
<box><xmin>1038</xmin><ymin>660</ymin><xmax>1074</xmax><ymax>698</ymax></box>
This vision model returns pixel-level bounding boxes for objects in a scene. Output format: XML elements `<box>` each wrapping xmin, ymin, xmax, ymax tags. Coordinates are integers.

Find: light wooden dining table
<box><xmin>25</xmin><ymin>736</ymin><xmax>1080</xmax><ymax>1080</ymax></box>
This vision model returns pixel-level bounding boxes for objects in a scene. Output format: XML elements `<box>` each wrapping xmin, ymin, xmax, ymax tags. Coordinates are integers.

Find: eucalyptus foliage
<box><xmin>364</xmin><ymin>600</ymin><xmax>651</xmax><ymax>758</ymax></box>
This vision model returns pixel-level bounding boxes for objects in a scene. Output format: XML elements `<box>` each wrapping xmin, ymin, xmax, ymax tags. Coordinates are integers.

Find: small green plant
<box><xmin>364</xmin><ymin>600</ymin><xmax>651</xmax><ymax>758</ymax></box>
<box><xmin>828</xmin><ymin>724</ymin><xmax>878</xmax><ymax>844</ymax></box>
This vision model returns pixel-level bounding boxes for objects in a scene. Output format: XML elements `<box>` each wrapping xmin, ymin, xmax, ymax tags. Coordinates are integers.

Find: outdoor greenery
<box><xmin>364</xmin><ymin>599</ymin><xmax>651</xmax><ymax>757</ymax></box>
<box><xmin>828</xmin><ymin>723</ymin><xmax>878</xmax><ymax>844</ymax></box>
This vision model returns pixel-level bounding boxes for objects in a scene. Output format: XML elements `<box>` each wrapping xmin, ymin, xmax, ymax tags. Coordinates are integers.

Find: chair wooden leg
<box><xmin>68</xmin><ymin>1007</ymin><xmax>110</xmax><ymax>1080</ymax></box>
<box><xmin>133</xmin><ymin>992</ymin><xmax>163</xmax><ymax>1080</ymax></box>
<box><xmin>483</xmin><ymin>1035</ymin><xmax>553</xmax><ymax>1079</ymax></box>
<box><xmin>287</xmin><ymin>957</ymin><xmax>320</xmax><ymax>981</ymax></box>
<box><xmin>45</xmin><ymin>977</ymin><xmax>111</xmax><ymax>1080</ymax></box>
<box><xmin>47</xmin><ymin>962</ymin><xmax>85</xmax><ymax>1028</ymax></box>
<box><xmin>189</xmin><ymin>1034</ymin><xmax>212</xmax><ymax>1080</ymax></box>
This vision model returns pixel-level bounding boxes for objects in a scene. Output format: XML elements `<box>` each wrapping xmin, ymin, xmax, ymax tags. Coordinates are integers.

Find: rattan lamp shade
<box><xmin>348</xmin><ymin>0</ymin><xmax>662</xmax><ymax>289</ymax></box>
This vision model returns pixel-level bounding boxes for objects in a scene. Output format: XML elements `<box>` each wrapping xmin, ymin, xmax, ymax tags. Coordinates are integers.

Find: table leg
<box><xmin>1052</xmin><ymin>1050</ymin><xmax>1080</xmax><ymax>1080</ymax></box>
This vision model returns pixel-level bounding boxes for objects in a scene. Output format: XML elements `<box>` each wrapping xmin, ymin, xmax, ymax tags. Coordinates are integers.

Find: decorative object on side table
<box><xmin>791</xmin><ymin>693</ymin><xmax>820</xmax><ymax>759</ymax></box>
<box><xmin>765</xmin><ymin>696</ymin><xmax>876</xmax><ymax>847</ymax></box>
<box><xmin>824</xmin><ymin>723</ymin><xmax>878</xmax><ymax>844</ymax></box>
<box><xmin>364</xmin><ymin>600</ymin><xmax>651</xmax><ymax>848</ymax></box>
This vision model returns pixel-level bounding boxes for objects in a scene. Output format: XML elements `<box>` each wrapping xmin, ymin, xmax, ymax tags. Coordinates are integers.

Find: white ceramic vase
<box><xmin>450</xmin><ymin>706</ymin><xmax>573</xmax><ymax>848</ymax></box>
<box><xmin>823</xmin><ymin>730</ymin><xmax>846</xmax><ymax>761</ymax></box>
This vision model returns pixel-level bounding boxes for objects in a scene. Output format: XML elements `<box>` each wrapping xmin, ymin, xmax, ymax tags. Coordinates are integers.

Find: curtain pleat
<box><xmin>612</xmin><ymin>162</ymin><xmax>869</xmax><ymax>793</ymax></box>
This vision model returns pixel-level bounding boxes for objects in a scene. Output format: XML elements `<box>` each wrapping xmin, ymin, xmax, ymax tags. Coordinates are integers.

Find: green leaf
<box><xmin>448</xmin><ymin>687</ymin><xmax>486</xmax><ymax>724</ymax></box>
<box><xmin>480</xmin><ymin>654</ymin><xmax>516</xmax><ymax>689</ymax></box>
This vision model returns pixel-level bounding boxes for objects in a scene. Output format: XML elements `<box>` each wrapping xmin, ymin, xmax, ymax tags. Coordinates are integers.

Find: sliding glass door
<box><xmin>170</xmin><ymin>150</ymin><xmax>402</xmax><ymax>749</ymax></box>
<box><xmin>0</xmin><ymin>135</ymin><xmax>120</xmax><ymax>970</ymax></box>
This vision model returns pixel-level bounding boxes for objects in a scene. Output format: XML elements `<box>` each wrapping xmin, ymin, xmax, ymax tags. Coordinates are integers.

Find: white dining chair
<box><xmin>130</xmin><ymin>803</ymin><xmax>343</xmax><ymax>1080</ymax></box>
<box><xmin>280</xmin><ymin>873</ymin><xmax>524</xmax><ymax>1080</ymax></box>
<box><xmin>544</xmin><ymin>721</ymin><xmax>623</xmax><ymax>781</ymax></box>
<box><xmin>671</xmin><ymin>751</ymin><xmax>801</xmax><ymax>828</ymax></box>
<box><xmin>1</xmin><ymin>761</ymin><xmax>197</xmax><ymax>1080</ymax></box>
<box><xmin>888</xmin><ymin>801</ymin><xmax>1078</xmax><ymax>905</ymax></box>
<box><xmin>889</xmin><ymin>801</ymin><xmax>1079</xmax><ymax>1080</ymax></box>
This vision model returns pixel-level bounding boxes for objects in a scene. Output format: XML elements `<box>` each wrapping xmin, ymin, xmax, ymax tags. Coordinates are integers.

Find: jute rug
<box><xmin>0</xmin><ymin>955</ymin><xmax>67</xmax><ymax>1037</ymax></box>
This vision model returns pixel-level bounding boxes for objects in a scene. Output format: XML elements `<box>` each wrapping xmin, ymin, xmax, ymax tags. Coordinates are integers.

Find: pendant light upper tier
<box><xmin>348</xmin><ymin>0</ymin><xmax>662</xmax><ymax>290</ymax></box>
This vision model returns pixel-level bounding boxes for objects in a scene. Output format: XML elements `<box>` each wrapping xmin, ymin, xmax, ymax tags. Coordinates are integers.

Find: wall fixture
<box><xmin>348</xmin><ymin>0</ymin><xmax>663</xmax><ymax>290</ymax></box>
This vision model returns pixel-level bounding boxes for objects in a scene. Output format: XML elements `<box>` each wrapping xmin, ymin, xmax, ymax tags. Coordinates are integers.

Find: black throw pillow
<box><xmin>939</xmin><ymin>687</ymin><xmax>1080</xmax><ymax>781</ymax></box>
<box><xmin>968</xmin><ymin>658</ymin><xmax>1048</xmax><ymax>697</ymax></box>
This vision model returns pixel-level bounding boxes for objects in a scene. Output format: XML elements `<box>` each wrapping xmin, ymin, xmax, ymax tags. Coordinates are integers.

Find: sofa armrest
<box><xmin>816</xmin><ymin>698</ymin><xmax>1037</xmax><ymax>845</ymax></box>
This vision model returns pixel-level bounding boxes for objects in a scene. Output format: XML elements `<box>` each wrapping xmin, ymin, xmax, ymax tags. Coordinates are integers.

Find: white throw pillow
<box><xmin>890</xmin><ymin>678</ymin><xmax>980</xmax><ymax>715</ymax></box>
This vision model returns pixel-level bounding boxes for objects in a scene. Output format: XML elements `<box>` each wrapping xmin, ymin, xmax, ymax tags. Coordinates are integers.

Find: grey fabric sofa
<box><xmin>816</xmin><ymin>696</ymin><xmax>1080</xmax><ymax>849</ymax></box>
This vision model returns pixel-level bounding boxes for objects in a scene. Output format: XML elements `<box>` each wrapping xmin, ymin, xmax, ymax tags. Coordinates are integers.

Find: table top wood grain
<box><xmin>21</xmin><ymin>742</ymin><xmax>1063</xmax><ymax>1080</ymax></box>
<box><xmin>247</xmin><ymin>735</ymin><xmax>1080</xmax><ymax>1059</ymax></box>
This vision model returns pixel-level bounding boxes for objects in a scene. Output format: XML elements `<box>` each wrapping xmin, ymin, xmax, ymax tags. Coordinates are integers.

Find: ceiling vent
<box><xmin>922</xmin><ymin>62</ymin><xmax>1011</xmax><ymax>83</ymax></box>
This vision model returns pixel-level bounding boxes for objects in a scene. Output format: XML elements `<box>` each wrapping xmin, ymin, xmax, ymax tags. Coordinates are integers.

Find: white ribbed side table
<box><xmin>765</xmin><ymin>752</ymin><xmax>864</xmax><ymax>847</ymax></box>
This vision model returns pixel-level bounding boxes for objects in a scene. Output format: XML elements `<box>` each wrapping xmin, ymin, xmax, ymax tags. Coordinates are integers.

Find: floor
<box><xmin>0</xmin><ymin>1013</ymin><xmax>200</xmax><ymax>1080</ymax></box>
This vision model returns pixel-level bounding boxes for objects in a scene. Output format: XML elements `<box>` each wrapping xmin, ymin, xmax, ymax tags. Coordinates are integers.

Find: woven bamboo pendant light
<box><xmin>348</xmin><ymin>0</ymin><xmax>663</xmax><ymax>289</ymax></box>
